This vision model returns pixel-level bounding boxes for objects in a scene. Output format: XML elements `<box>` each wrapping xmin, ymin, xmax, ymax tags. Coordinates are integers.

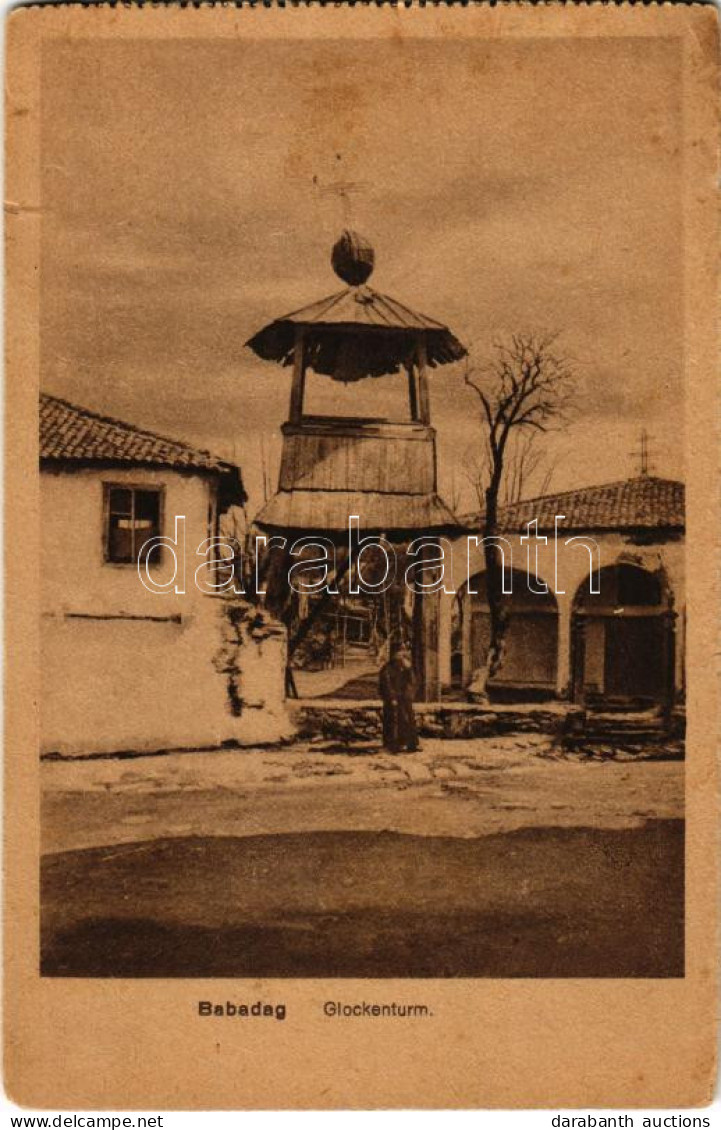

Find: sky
<box><xmin>41</xmin><ymin>35</ymin><xmax>684</xmax><ymax>514</ymax></box>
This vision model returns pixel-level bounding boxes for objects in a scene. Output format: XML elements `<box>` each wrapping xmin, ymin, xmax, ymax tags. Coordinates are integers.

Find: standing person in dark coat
<box><xmin>379</xmin><ymin>643</ymin><xmax>419</xmax><ymax>753</ymax></box>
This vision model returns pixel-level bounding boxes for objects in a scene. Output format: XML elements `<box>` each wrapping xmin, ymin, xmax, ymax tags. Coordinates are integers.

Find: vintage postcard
<box><xmin>4</xmin><ymin>1</ymin><xmax>718</xmax><ymax>1110</ymax></box>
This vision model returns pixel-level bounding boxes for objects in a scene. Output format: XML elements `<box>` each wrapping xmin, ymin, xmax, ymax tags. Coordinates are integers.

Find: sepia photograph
<box><xmin>4</xmin><ymin>2</ymin><xmax>717</xmax><ymax>1111</ymax></box>
<box><xmin>36</xmin><ymin>27</ymin><xmax>688</xmax><ymax>982</ymax></box>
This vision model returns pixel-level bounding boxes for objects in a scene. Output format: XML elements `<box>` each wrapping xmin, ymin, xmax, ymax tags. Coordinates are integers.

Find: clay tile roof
<box><xmin>40</xmin><ymin>393</ymin><xmax>245</xmax><ymax>497</ymax></box>
<box><xmin>463</xmin><ymin>476</ymin><xmax>685</xmax><ymax>533</ymax></box>
<box><xmin>246</xmin><ymin>285</ymin><xmax>467</xmax><ymax>376</ymax></box>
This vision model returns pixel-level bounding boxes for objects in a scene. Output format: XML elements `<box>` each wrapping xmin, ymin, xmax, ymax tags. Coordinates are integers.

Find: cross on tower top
<box><xmin>313</xmin><ymin>154</ymin><xmax>369</xmax><ymax>226</ymax></box>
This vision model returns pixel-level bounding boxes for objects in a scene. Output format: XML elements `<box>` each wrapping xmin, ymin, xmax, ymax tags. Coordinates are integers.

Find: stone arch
<box><xmin>570</xmin><ymin>561</ymin><xmax>675</xmax><ymax>707</ymax></box>
<box><xmin>456</xmin><ymin>568</ymin><xmax>559</xmax><ymax>700</ymax></box>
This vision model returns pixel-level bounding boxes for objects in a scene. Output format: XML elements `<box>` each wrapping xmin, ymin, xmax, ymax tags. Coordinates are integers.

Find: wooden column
<box><xmin>437</xmin><ymin>591</ymin><xmax>453</xmax><ymax>691</ymax></box>
<box><xmin>407</xmin><ymin>363</ymin><xmax>420</xmax><ymax>421</ymax></box>
<box><xmin>289</xmin><ymin>326</ymin><xmax>306</xmax><ymax>424</ymax></box>
<box><xmin>416</xmin><ymin>335</ymin><xmax>431</xmax><ymax>425</ymax></box>
<box><xmin>555</xmin><ymin>594</ymin><xmax>572</xmax><ymax>699</ymax></box>
<box><xmin>461</xmin><ymin>587</ymin><xmax>472</xmax><ymax>687</ymax></box>
<box><xmin>570</xmin><ymin>614</ymin><xmax>586</xmax><ymax>704</ymax></box>
<box><xmin>410</xmin><ymin>542</ymin><xmax>442</xmax><ymax>702</ymax></box>
<box><xmin>422</xmin><ymin>585</ymin><xmax>441</xmax><ymax>702</ymax></box>
<box><xmin>677</xmin><ymin>608</ymin><xmax>686</xmax><ymax>701</ymax></box>
<box><xmin>662</xmin><ymin>609</ymin><xmax>677</xmax><ymax>724</ymax></box>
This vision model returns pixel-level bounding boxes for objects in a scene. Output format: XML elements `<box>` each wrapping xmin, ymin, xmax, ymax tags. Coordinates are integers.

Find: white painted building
<box><xmin>440</xmin><ymin>476</ymin><xmax>685</xmax><ymax>710</ymax></box>
<box><xmin>40</xmin><ymin>394</ymin><xmax>290</xmax><ymax>756</ymax></box>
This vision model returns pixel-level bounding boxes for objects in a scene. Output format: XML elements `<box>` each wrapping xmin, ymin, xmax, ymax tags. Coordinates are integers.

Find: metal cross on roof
<box><xmin>632</xmin><ymin>428</ymin><xmax>654</xmax><ymax>478</ymax></box>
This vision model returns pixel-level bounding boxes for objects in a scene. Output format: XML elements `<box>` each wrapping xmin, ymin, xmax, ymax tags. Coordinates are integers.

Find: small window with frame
<box><xmin>104</xmin><ymin>484</ymin><xmax>163</xmax><ymax>565</ymax></box>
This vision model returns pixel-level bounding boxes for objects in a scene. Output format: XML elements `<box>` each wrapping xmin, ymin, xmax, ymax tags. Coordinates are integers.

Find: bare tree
<box><xmin>502</xmin><ymin>429</ymin><xmax>560</xmax><ymax>506</ymax></box>
<box><xmin>463</xmin><ymin>332</ymin><xmax>576</xmax><ymax>700</ymax></box>
<box><xmin>446</xmin><ymin>465</ymin><xmax>464</xmax><ymax>515</ymax></box>
<box><xmin>462</xmin><ymin>428</ymin><xmax>561</xmax><ymax>512</ymax></box>
<box><xmin>462</xmin><ymin>447</ymin><xmax>490</xmax><ymax>514</ymax></box>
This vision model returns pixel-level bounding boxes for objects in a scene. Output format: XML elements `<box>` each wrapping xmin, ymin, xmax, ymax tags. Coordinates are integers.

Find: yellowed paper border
<box><xmin>4</xmin><ymin>3</ymin><xmax>718</xmax><ymax>1109</ymax></box>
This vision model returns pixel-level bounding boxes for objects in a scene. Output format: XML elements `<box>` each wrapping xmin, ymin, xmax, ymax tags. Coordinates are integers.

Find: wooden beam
<box><xmin>407</xmin><ymin>361</ymin><xmax>419</xmax><ymax>421</ymax></box>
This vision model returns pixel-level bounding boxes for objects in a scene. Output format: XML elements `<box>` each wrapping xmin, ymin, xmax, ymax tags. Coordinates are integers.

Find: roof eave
<box><xmin>245</xmin><ymin>321</ymin><xmax>467</xmax><ymax>373</ymax></box>
<box><xmin>40</xmin><ymin>454</ymin><xmax>246</xmax><ymax>499</ymax></box>
<box><xmin>459</xmin><ymin>519</ymin><xmax>685</xmax><ymax>536</ymax></box>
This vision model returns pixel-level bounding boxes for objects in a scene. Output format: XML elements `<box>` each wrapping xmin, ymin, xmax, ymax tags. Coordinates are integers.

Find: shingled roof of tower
<box><xmin>40</xmin><ymin>393</ymin><xmax>245</xmax><ymax>499</ymax></box>
<box><xmin>246</xmin><ymin>285</ymin><xmax>467</xmax><ymax>376</ymax></box>
<box><xmin>462</xmin><ymin>476</ymin><xmax>685</xmax><ymax>533</ymax></box>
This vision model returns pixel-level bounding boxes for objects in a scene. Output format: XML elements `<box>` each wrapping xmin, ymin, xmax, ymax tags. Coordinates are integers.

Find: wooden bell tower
<box><xmin>246</xmin><ymin>231</ymin><xmax>467</xmax><ymax>700</ymax></box>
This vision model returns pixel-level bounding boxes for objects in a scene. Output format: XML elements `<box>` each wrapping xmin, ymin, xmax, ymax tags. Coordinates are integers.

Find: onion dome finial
<box><xmin>331</xmin><ymin>230</ymin><xmax>375</xmax><ymax>286</ymax></box>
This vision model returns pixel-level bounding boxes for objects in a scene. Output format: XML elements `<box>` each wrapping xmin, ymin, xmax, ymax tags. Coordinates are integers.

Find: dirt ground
<box><xmin>41</xmin><ymin>736</ymin><xmax>684</xmax><ymax>979</ymax></box>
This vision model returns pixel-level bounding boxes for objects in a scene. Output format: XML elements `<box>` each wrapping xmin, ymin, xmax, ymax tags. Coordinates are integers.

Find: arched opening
<box><xmin>571</xmin><ymin>563</ymin><xmax>673</xmax><ymax>707</ymax></box>
<box><xmin>286</xmin><ymin>544</ymin><xmax>404</xmax><ymax>700</ymax></box>
<box><xmin>458</xmin><ymin>570</ymin><xmax>558</xmax><ymax>701</ymax></box>
<box><xmin>286</xmin><ymin>542</ymin><xmax>441</xmax><ymax>702</ymax></box>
